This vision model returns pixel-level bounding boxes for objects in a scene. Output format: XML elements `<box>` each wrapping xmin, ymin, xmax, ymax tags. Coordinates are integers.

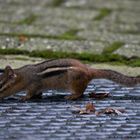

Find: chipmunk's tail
<box><xmin>88</xmin><ymin>68</ymin><xmax>140</xmax><ymax>86</ymax></box>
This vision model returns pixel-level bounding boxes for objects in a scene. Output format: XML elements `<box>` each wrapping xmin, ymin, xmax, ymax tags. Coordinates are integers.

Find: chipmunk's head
<box><xmin>0</xmin><ymin>66</ymin><xmax>17</xmax><ymax>95</ymax></box>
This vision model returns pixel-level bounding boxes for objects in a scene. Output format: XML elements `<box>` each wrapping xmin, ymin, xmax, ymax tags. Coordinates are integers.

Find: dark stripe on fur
<box><xmin>42</xmin><ymin>65</ymin><xmax>72</xmax><ymax>71</ymax></box>
<box><xmin>39</xmin><ymin>69</ymin><xmax>67</xmax><ymax>78</ymax></box>
<box><xmin>34</xmin><ymin>59</ymin><xmax>57</xmax><ymax>66</ymax></box>
<box><xmin>35</xmin><ymin>59</ymin><xmax>74</xmax><ymax>72</ymax></box>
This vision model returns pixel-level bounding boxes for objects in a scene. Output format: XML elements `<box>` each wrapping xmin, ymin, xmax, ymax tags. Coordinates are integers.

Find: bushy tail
<box><xmin>89</xmin><ymin>68</ymin><xmax>140</xmax><ymax>86</ymax></box>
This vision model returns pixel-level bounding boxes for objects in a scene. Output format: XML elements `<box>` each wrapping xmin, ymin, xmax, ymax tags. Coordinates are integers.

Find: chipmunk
<box><xmin>0</xmin><ymin>58</ymin><xmax>140</xmax><ymax>101</ymax></box>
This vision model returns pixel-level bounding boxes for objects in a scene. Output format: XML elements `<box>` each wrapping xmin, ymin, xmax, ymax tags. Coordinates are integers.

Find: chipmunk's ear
<box><xmin>4</xmin><ymin>66</ymin><xmax>16</xmax><ymax>78</ymax></box>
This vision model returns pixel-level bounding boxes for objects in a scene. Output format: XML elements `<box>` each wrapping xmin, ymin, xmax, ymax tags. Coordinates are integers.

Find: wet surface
<box><xmin>0</xmin><ymin>79</ymin><xmax>140</xmax><ymax>140</ymax></box>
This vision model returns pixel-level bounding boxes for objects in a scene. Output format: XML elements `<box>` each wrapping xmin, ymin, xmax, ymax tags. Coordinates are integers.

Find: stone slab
<box><xmin>114</xmin><ymin>44</ymin><xmax>140</xmax><ymax>58</ymax></box>
<box><xmin>64</xmin><ymin>0</ymin><xmax>140</xmax><ymax>11</ymax></box>
<box><xmin>0</xmin><ymin>36</ymin><xmax>107</xmax><ymax>54</ymax></box>
<box><xmin>78</xmin><ymin>30</ymin><xmax>140</xmax><ymax>44</ymax></box>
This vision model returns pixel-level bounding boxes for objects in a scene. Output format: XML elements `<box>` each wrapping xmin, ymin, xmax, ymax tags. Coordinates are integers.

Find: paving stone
<box><xmin>33</xmin><ymin>8</ymin><xmax>99</xmax><ymax>29</ymax></box>
<box><xmin>97</xmin><ymin>21</ymin><xmax>140</xmax><ymax>34</ymax></box>
<box><xmin>0</xmin><ymin>0</ymin><xmax>139</xmax><ymax>59</ymax></box>
<box><xmin>0</xmin><ymin>7</ymin><xmax>98</xmax><ymax>29</ymax></box>
<box><xmin>114</xmin><ymin>44</ymin><xmax>140</xmax><ymax>58</ymax></box>
<box><xmin>105</xmin><ymin>11</ymin><xmax>140</xmax><ymax>24</ymax></box>
<box><xmin>0</xmin><ymin>36</ymin><xmax>107</xmax><ymax>54</ymax></box>
<box><xmin>64</xmin><ymin>0</ymin><xmax>140</xmax><ymax>11</ymax></box>
<box><xmin>21</xmin><ymin>39</ymin><xmax>106</xmax><ymax>54</ymax></box>
<box><xmin>78</xmin><ymin>30</ymin><xmax>140</xmax><ymax>44</ymax></box>
<box><xmin>0</xmin><ymin>23</ymin><xmax>68</xmax><ymax>36</ymax></box>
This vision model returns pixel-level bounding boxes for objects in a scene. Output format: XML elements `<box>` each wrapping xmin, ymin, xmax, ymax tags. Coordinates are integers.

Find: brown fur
<box><xmin>0</xmin><ymin>59</ymin><xmax>139</xmax><ymax>101</ymax></box>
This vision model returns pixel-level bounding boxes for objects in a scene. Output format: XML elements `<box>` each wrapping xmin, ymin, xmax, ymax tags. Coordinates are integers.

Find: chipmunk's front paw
<box><xmin>20</xmin><ymin>96</ymin><xmax>31</xmax><ymax>101</ymax></box>
<box><xmin>65</xmin><ymin>95</ymin><xmax>80</xmax><ymax>100</ymax></box>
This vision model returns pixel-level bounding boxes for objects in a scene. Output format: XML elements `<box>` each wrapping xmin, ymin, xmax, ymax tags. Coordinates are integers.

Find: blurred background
<box><xmin>0</xmin><ymin>0</ymin><xmax>140</xmax><ymax>71</ymax></box>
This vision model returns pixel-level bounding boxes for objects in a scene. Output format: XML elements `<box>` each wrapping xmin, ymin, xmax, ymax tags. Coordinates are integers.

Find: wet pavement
<box><xmin>0</xmin><ymin>79</ymin><xmax>140</xmax><ymax>140</ymax></box>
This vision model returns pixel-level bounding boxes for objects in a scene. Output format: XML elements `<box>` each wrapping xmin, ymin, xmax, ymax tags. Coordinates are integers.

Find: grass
<box><xmin>94</xmin><ymin>8</ymin><xmax>112</xmax><ymax>20</ymax></box>
<box><xmin>59</xmin><ymin>29</ymin><xmax>83</xmax><ymax>40</ymax></box>
<box><xmin>51</xmin><ymin>0</ymin><xmax>65</xmax><ymax>7</ymax></box>
<box><xmin>103</xmin><ymin>42</ymin><xmax>124</xmax><ymax>54</ymax></box>
<box><xmin>122</xmin><ymin>30</ymin><xmax>140</xmax><ymax>35</ymax></box>
<box><xmin>18</xmin><ymin>14</ymin><xmax>37</xmax><ymax>25</ymax></box>
<box><xmin>0</xmin><ymin>48</ymin><xmax>29</xmax><ymax>55</ymax></box>
<box><xmin>128</xmin><ymin>59</ymin><xmax>140</xmax><ymax>67</ymax></box>
<box><xmin>0</xmin><ymin>48</ymin><xmax>140</xmax><ymax>67</ymax></box>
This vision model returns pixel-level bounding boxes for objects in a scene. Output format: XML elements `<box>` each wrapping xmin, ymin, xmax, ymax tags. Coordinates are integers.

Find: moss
<box><xmin>0</xmin><ymin>48</ymin><xmax>29</xmax><ymax>55</ymax></box>
<box><xmin>94</xmin><ymin>8</ymin><xmax>112</xmax><ymax>20</ymax></box>
<box><xmin>122</xmin><ymin>30</ymin><xmax>140</xmax><ymax>35</ymax></box>
<box><xmin>51</xmin><ymin>0</ymin><xmax>65</xmax><ymax>7</ymax></box>
<box><xmin>103</xmin><ymin>42</ymin><xmax>124</xmax><ymax>54</ymax></box>
<box><xmin>0</xmin><ymin>48</ymin><xmax>140</xmax><ymax>66</ymax></box>
<box><xmin>59</xmin><ymin>29</ymin><xmax>83</xmax><ymax>40</ymax></box>
<box><xmin>18</xmin><ymin>14</ymin><xmax>37</xmax><ymax>25</ymax></box>
<box><xmin>128</xmin><ymin>59</ymin><xmax>140</xmax><ymax>67</ymax></box>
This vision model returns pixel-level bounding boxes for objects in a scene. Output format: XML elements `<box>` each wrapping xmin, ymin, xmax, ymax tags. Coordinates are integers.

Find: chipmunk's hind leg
<box><xmin>65</xmin><ymin>71</ymin><xmax>89</xmax><ymax>100</ymax></box>
<box><xmin>65</xmin><ymin>87</ymin><xmax>85</xmax><ymax>100</ymax></box>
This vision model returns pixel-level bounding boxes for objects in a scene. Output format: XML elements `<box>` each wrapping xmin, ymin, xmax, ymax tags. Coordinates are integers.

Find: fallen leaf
<box><xmin>19</xmin><ymin>35</ymin><xmax>28</xmax><ymax>42</ymax></box>
<box><xmin>72</xmin><ymin>102</ymin><xmax>95</xmax><ymax>115</ymax></box>
<box><xmin>85</xmin><ymin>102</ymin><xmax>95</xmax><ymax>113</ymax></box>
<box><xmin>96</xmin><ymin>107</ymin><xmax>125</xmax><ymax>116</ymax></box>
<box><xmin>89</xmin><ymin>92</ymin><xmax>110</xmax><ymax>99</ymax></box>
<box><xmin>79</xmin><ymin>109</ymin><xmax>88</xmax><ymax>114</ymax></box>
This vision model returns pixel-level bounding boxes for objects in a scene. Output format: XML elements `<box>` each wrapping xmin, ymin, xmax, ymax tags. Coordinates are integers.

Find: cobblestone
<box><xmin>64</xmin><ymin>0</ymin><xmax>140</xmax><ymax>11</ymax></box>
<box><xmin>78</xmin><ymin>30</ymin><xmax>140</xmax><ymax>44</ymax></box>
<box><xmin>114</xmin><ymin>44</ymin><xmax>140</xmax><ymax>58</ymax></box>
<box><xmin>0</xmin><ymin>36</ymin><xmax>107</xmax><ymax>54</ymax></box>
<box><xmin>0</xmin><ymin>0</ymin><xmax>139</xmax><ymax>58</ymax></box>
<box><xmin>0</xmin><ymin>23</ymin><xmax>68</xmax><ymax>36</ymax></box>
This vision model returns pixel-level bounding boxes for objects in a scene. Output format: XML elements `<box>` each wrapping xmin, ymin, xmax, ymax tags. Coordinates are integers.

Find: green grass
<box><xmin>0</xmin><ymin>48</ymin><xmax>140</xmax><ymax>67</ymax></box>
<box><xmin>94</xmin><ymin>8</ymin><xmax>112</xmax><ymax>20</ymax></box>
<box><xmin>18</xmin><ymin>14</ymin><xmax>37</xmax><ymax>25</ymax></box>
<box><xmin>59</xmin><ymin>29</ymin><xmax>83</xmax><ymax>40</ymax></box>
<box><xmin>0</xmin><ymin>48</ymin><xmax>29</xmax><ymax>55</ymax></box>
<box><xmin>103</xmin><ymin>42</ymin><xmax>124</xmax><ymax>54</ymax></box>
<box><xmin>51</xmin><ymin>0</ymin><xmax>65</xmax><ymax>7</ymax></box>
<box><xmin>128</xmin><ymin>59</ymin><xmax>140</xmax><ymax>67</ymax></box>
<box><xmin>122</xmin><ymin>30</ymin><xmax>140</xmax><ymax>35</ymax></box>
